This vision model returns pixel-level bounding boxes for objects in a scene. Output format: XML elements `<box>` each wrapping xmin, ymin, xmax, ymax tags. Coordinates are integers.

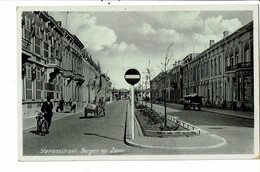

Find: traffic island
<box><xmin>125</xmin><ymin>103</ymin><xmax>227</xmax><ymax>150</ymax></box>
<box><xmin>135</xmin><ymin>105</ymin><xmax>199</xmax><ymax>138</ymax></box>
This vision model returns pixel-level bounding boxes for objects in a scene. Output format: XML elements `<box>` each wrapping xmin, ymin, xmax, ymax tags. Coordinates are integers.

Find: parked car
<box><xmin>183</xmin><ymin>94</ymin><xmax>203</xmax><ymax>111</ymax></box>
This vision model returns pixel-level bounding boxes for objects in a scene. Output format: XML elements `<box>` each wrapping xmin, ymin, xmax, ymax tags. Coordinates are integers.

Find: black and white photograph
<box><xmin>18</xmin><ymin>4</ymin><xmax>259</xmax><ymax>160</ymax></box>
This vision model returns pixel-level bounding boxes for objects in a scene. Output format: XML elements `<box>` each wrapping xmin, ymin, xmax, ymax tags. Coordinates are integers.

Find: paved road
<box><xmin>23</xmin><ymin>101</ymin><xmax>255</xmax><ymax>156</ymax></box>
<box><xmin>23</xmin><ymin>100</ymin><xmax>148</xmax><ymax>156</ymax></box>
<box><xmin>154</xmin><ymin>103</ymin><xmax>254</xmax><ymax>154</ymax></box>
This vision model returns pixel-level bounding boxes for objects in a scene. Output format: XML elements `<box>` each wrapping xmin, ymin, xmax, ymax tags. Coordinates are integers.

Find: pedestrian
<box><xmin>56</xmin><ymin>98</ymin><xmax>64</xmax><ymax>112</ymax></box>
<box><xmin>100</xmin><ymin>97</ymin><xmax>106</xmax><ymax>117</ymax></box>
<box><xmin>68</xmin><ymin>98</ymin><xmax>72</xmax><ymax>106</ymax></box>
<box><xmin>71</xmin><ymin>100</ymin><xmax>76</xmax><ymax>113</ymax></box>
<box><xmin>41</xmin><ymin>96</ymin><xmax>53</xmax><ymax>134</ymax></box>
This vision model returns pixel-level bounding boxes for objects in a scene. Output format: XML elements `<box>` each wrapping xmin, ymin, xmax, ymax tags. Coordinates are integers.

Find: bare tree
<box><xmin>158</xmin><ymin>43</ymin><xmax>174</xmax><ymax>128</ymax></box>
<box><xmin>143</xmin><ymin>60</ymin><xmax>155</xmax><ymax>110</ymax></box>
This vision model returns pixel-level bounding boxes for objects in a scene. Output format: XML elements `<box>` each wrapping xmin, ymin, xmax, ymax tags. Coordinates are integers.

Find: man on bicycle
<box><xmin>41</xmin><ymin>96</ymin><xmax>53</xmax><ymax>134</ymax></box>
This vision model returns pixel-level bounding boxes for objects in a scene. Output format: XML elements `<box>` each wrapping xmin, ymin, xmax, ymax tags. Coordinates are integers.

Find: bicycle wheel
<box><xmin>36</xmin><ymin>118</ymin><xmax>41</xmax><ymax>132</ymax></box>
<box><xmin>41</xmin><ymin>120</ymin><xmax>48</xmax><ymax>136</ymax></box>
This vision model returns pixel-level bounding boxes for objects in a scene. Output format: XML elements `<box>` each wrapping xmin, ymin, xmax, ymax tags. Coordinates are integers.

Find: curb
<box><xmin>125</xmin><ymin>103</ymin><xmax>227</xmax><ymax>150</ymax></box>
<box><xmin>201</xmin><ymin>109</ymin><xmax>254</xmax><ymax>120</ymax></box>
<box><xmin>125</xmin><ymin>133</ymin><xmax>227</xmax><ymax>150</ymax></box>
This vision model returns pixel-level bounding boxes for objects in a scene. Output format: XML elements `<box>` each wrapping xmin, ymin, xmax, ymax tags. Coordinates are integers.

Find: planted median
<box><xmin>135</xmin><ymin>103</ymin><xmax>198</xmax><ymax>137</ymax></box>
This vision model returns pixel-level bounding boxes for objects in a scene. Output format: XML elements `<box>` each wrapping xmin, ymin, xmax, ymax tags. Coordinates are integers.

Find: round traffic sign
<box><xmin>124</xmin><ymin>68</ymin><xmax>141</xmax><ymax>85</ymax></box>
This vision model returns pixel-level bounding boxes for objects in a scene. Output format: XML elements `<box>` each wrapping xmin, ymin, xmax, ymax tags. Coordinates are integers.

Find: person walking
<box><xmin>100</xmin><ymin>97</ymin><xmax>106</xmax><ymax>117</ymax></box>
<box><xmin>41</xmin><ymin>96</ymin><xmax>53</xmax><ymax>134</ymax></box>
<box><xmin>56</xmin><ymin>98</ymin><xmax>64</xmax><ymax>112</ymax></box>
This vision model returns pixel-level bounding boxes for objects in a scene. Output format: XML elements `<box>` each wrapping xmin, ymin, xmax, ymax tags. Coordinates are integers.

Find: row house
<box><xmin>189</xmin><ymin>21</ymin><xmax>254</xmax><ymax>110</ymax></box>
<box><xmin>151</xmin><ymin>21</ymin><xmax>254</xmax><ymax>111</ymax></box>
<box><xmin>21</xmin><ymin>11</ymin><xmax>109</xmax><ymax>117</ymax></box>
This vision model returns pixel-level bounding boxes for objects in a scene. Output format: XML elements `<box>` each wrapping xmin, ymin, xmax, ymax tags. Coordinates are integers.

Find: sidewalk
<box><xmin>125</xmin><ymin>103</ymin><xmax>227</xmax><ymax>150</ymax></box>
<box><xmin>144</xmin><ymin>101</ymin><xmax>254</xmax><ymax>120</ymax></box>
<box><xmin>166</xmin><ymin>102</ymin><xmax>254</xmax><ymax>120</ymax></box>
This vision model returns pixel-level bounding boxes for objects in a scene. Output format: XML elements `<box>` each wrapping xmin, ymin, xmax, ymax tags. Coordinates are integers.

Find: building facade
<box><xmin>151</xmin><ymin>21</ymin><xmax>254</xmax><ymax>111</ymax></box>
<box><xmin>21</xmin><ymin>11</ymin><xmax>111</xmax><ymax>117</ymax></box>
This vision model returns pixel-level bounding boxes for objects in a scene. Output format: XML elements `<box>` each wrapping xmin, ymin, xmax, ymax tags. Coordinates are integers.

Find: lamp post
<box><xmin>88</xmin><ymin>76</ymin><xmax>98</xmax><ymax>103</ymax></box>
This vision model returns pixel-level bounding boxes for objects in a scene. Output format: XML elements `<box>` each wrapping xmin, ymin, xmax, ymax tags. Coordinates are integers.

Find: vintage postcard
<box><xmin>17</xmin><ymin>4</ymin><xmax>259</xmax><ymax>161</ymax></box>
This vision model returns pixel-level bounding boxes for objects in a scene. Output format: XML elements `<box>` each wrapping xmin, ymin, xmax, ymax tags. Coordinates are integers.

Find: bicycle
<box><xmin>36</xmin><ymin>111</ymin><xmax>48</xmax><ymax>136</ymax></box>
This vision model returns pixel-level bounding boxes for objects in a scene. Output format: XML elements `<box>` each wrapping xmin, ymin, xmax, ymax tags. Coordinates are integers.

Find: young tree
<box><xmin>157</xmin><ymin>43</ymin><xmax>174</xmax><ymax>128</ymax></box>
<box><xmin>143</xmin><ymin>60</ymin><xmax>155</xmax><ymax>110</ymax></box>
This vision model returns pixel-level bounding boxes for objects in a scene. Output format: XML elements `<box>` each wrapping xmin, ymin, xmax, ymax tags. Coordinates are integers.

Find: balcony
<box><xmin>226</xmin><ymin>62</ymin><xmax>253</xmax><ymax>72</ymax></box>
<box><xmin>226</xmin><ymin>65</ymin><xmax>237</xmax><ymax>72</ymax></box>
<box><xmin>46</xmin><ymin>58</ymin><xmax>61</xmax><ymax>70</ymax></box>
<box><xmin>63</xmin><ymin>70</ymin><xmax>74</xmax><ymax>79</ymax></box>
<box><xmin>74</xmin><ymin>73</ymin><xmax>84</xmax><ymax>82</ymax></box>
<box><xmin>237</xmin><ymin>62</ymin><xmax>253</xmax><ymax>68</ymax></box>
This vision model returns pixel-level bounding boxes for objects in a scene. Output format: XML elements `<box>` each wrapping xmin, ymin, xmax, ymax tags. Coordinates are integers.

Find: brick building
<box><xmin>151</xmin><ymin>21</ymin><xmax>254</xmax><ymax>111</ymax></box>
<box><xmin>21</xmin><ymin>11</ymin><xmax>112</xmax><ymax>117</ymax></box>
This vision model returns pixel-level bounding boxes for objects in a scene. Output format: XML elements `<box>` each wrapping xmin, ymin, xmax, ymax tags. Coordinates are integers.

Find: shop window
<box><xmin>238</xmin><ymin>77</ymin><xmax>241</xmax><ymax>101</ymax></box>
<box><xmin>233</xmin><ymin>78</ymin><xmax>237</xmax><ymax>101</ymax></box>
<box><xmin>219</xmin><ymin>83</ymin><xmax>222</xmax><ymax>100</ymax></box>
<box><xmin>244</xmin><ymin>76</ymin><xmax>252</xmax><ymax>101</ymax></box>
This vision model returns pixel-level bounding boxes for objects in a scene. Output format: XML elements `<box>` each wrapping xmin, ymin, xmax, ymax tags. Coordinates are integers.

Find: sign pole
<box><xmin>131</xmin><ymin>85</ymin><xmax>135</xmax><ymax>139</ymax></box>
<box><xmin>124</xmin><ymin>68</ymin><xmax>141</xmax><ymax>140</ymax></box>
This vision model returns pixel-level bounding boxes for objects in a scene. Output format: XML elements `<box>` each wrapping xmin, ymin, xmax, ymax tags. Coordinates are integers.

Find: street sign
<box><xmin>124</xmin><ymin>68</ymin><xmax>141</xmax><ymax>85</ymax></box>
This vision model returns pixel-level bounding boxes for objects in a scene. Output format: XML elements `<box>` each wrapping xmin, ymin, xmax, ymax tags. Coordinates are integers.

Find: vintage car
<box><xmin>183</xmin><ymin>94</ymin><xmax>203</xmax><ymax>111</ymax></box>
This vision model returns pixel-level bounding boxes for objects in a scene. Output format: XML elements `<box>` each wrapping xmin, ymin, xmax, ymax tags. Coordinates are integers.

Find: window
<box><xmin>219</xmin><ymin>57</ymin><xmax>222</xmax><ymax>74</ymax></box>
<box><xmin>35</xmin><ymin>36</ymin><xmax>41</xmax><ymax>55</ymax></box>
<box><xmin>197</xmin><ymin>65</ymin><xmax>200</xmax><ymax>80</ymax></box>
<box><xmin>206</xmin><ymin>61</ymin><xmax>209</xmax><ymax>77</ymax></box>
<box><xmin>43</xmin><ymin>41</ymin><xmax>48</xmax><ymax>58</ymax></box>
<box><xmin>225</xmin><ymin>56</ymin><xmax>229</xmax><ymax>68</ymax></box>
<box><xmin>25</xmin><ymin>16</ymin><xmax>31</xmax><ymax>30</ymax></box>
<box><xmin>211</xmin><ymin>60</ymin><xmax>213</xmax><ymax>76</ymax></box>
<box><xmin>35</xmin><ymin>25</ymin><xmax>41</xmax><ymax>37</ymax></box>
<box><xmin>244</xmin><ymin>44</ymin><xmax>250</xmax><ymax>62</ymax></box>
<box><xmin>235</xmin><ymin>52</ymin><xmax>239</xmax><ymax>64</ymax></box>
<box><xmin>214</xmin><ymin>59</ymin><xmax>217</xmax><ymax>76</ymax></box>
<box><xmin>26</xmin><ymin>78</ymin><xmax>32</xmax><ymax>100</ymax></box>
<box><xmin>230</xmin><ymin>55</ymin><xmax>235</xmax><ymax>66</ymax></box>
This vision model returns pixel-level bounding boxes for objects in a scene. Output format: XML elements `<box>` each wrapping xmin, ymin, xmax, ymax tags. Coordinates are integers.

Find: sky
<box><xmin>48</xmin><ymin>10</ymin><xmax>252</xmax><ymax>89</ymax></box>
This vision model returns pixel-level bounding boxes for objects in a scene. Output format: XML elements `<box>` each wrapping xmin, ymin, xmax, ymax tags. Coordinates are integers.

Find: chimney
<box><xmin>223</xmin><ymin>31</ymin><xmax>229</xmax><ymax>39</ymax></box>
<box><xmin>57</xmin><ymin>21</ymin><xmax>62</xmax><ymax>26</ymax></box>
<box><xmin>210</xmin><ymin>40</ymin><xmax>215</xmax><ymax>47</ymax></box>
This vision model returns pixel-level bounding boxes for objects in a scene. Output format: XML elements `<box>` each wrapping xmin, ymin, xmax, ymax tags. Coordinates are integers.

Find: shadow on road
<box><xmin>84</xmin><ymin>132</ymin><xmax>123</xmax><ymax>142</ymax></box>
<box><xmin>29</xmin><ymin>130</ymin><xmax>44</xmax><ymax>136</ymax></box>
<box><xmin>79</xmin><ymin>116</ymin><xmax>94</xmax><ymax>119</ymax></box>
